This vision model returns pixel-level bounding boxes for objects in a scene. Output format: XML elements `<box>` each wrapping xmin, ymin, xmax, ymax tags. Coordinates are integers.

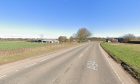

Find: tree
<box><xmin>58</xmin><ymin>36</ymin><xmax>67</xmax><ymax>43</ymax></box>
<box><xmin>122</xmin><ymin>34</ymin><xmax>135</xmax><ymax>42</ymax></box>
<box><xmin>76</xmin><ymin>28</ymin><xmax>91</xmax><ymax>42</ymax></box>
<box><xmin>69</xmin><ymin>36</ymin><xmax>74</xmax><ymax>42</ymax></box>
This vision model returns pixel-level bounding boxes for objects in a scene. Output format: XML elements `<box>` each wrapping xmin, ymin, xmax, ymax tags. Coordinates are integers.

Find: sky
<box><xmin>0</xmin><ymin>0</ymin><xmax>140</xmax><ymax>38</ymax></box>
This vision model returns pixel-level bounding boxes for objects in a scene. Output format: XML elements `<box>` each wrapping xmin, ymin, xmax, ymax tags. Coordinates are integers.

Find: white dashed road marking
<box><xmin>15</xmin><ymin>69</ymin><xmax>19</xmax><ymax>72</ymax></box>
<box><xmin>0</xmin><ymin>75</ymin><xmax>6</xmax><ymax>79</ymax></box>
<box><xmin>87</xmin><ymin>60</ymin><xmax>98</xmax><ymax>71</ymax></box>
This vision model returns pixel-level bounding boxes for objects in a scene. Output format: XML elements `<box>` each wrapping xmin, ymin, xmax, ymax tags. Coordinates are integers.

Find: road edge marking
<box><xmin>99</xmin><ymin>44</ymin><xmax>125</xmax><ymax>84</ymax></box>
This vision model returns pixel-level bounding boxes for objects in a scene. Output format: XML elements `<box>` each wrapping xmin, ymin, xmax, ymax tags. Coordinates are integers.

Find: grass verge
<box><xmin>101</xmin><ymin>42</ymin><xmax>140</xmax><ymax>80</ymax></box>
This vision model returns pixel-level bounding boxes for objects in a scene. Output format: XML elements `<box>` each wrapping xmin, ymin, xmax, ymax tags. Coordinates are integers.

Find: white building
<box><xmin>41</xmin><ymin>39</ymin><xmax>59</xmax><ymax>44</ymax></box>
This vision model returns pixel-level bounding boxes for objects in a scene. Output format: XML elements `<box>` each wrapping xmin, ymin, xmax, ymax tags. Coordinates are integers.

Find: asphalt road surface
<box><xmin>0</xmin><ymin>42</ymin><xmax>138</xmax><ymax>84</ymax></box>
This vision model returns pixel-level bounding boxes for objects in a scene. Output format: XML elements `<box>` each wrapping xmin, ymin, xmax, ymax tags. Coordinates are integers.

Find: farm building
<box><xmin>106</xmin><ymin>38</ymin><xmax>125</xmax><ymax>43</ymax></box>
<box><xmin>106</xmin><ymin>38</ymin><xmax>118</xmax><ymax>43</ymax></box>
<box><xmin>32</xmin><ymin>39</ymin><xmax>59</xmax><ymax>44</ymax></box>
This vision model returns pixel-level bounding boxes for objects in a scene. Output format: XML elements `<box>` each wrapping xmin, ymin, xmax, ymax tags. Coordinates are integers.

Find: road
<box><xmin>0</xmin><ymin>42</ymin><xmax>138</xmax><ymax>84</ymax></box>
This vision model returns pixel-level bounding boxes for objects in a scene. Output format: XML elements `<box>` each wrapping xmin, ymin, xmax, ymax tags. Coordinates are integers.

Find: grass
<box><xmin>101</xmin><ymin>43</ymin><xmax>140</xmax><ymax>79</ymax></box>
<box><xmin>0</xmin><ymin>41</ymin><xmax>48</xmax><ymax>50</ymax></box>
<box><xmin>0</xmin><ymin>41</ymin><xmax>78</xmax><ymax>64</ymax></box>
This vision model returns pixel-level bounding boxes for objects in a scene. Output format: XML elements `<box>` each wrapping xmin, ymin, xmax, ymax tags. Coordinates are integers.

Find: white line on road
<box><xmin>15</xmin><ymin>69</ymin><xmax>19</xmax><ymax>72</ymax></box>
<box><xmin>39</xmin><ymin>55</ymin><xmax>56</xmax><ymax>62</ymax></box>
<box><xmin>40</xmin><ymin>59</ymin><xmax>47</xmax><ymax>62</ymax></box>
<box><xmin>79</xmin><ymin>54</ymin><xmax>83</xmax><ymax>58</ymax></box>
<box><xmin>79</xmin><ymin>46</ymin><xmax>90</xmax><ymax>58</ymax></box>
<box><xmin>0</xmin><ymin>75</ymin><xmax>6</xmax><ymax>79</ymax></box>
<box><xmin>99</xmin><ymin>45</ymin><xmax>124</xmax><ymax>84</ymax></box>
<box><xmin>24</xmin><ymin>63</ymin><xmax>37</xmax><ymax>68</ymax></box>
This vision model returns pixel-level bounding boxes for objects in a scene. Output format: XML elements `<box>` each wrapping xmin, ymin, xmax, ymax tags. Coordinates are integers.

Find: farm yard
<box><xmin>0</xmin><ymin>41</ymin><xmax>78</xmax><ymax>64</ymax></box>
<box><xmin>101</xmin><ymin>43</ymin><xmax>140</xmax><ymax>79</ymax></box>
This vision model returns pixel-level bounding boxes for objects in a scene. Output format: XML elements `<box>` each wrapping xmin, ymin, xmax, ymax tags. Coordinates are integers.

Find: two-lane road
<box><xmin>0</xmin><ymin>42</ymin><xmax>138</xmax><ymax>84</ymax></box>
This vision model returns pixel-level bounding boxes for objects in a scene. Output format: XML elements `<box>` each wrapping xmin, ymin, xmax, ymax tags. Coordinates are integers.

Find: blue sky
<box><xmin>0</xmin><ymin>0</ymin><xmax>140</xmax><ymax>38</ymax></box>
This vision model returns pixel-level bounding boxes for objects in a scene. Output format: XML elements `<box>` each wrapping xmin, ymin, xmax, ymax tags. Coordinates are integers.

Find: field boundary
<box><xmin>100</xmin><ymin>43</ymin><xmax>140</xmax><ymax>82</ymax></box>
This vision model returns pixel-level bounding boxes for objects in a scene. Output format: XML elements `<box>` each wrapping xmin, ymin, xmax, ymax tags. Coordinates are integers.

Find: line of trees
<box><xmin>58</xmin><ymin>28</ymin><xmax>140</xmax><ymax>43</ymax></box>
<box><xmin>122</xmin><ymin>34</ymin><xmax>136</xmax><ymax>42</ymax></box>
<box><xmin>58</xmin><ymin>28</ymin><xmax>92</xmax><ymax>43</ymax></box>
<box><xmin>121</xmin><ymin>34</ymin><xmax>140</xmax><ymax>43</ymax></box>
<box><xmin>106</xmin><ymin>33</ymin><xmax>140</xmax><ymax>43</ymax></box>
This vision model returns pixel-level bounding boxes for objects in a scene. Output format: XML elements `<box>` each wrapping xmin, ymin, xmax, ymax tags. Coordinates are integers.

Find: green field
<box><xmin>0</xmin><ymin>41</ymin><xmax>48</xmax><ymax>50</ymax></box>
<box><xmin>0</xmin><ymin>41</ymin><xmax>77</xmax><ymax>64</ymax></box>
<box><xmin>101</xmin><ymin>43</ymin><xmax>140</xmax><ymax>78</ymax></box>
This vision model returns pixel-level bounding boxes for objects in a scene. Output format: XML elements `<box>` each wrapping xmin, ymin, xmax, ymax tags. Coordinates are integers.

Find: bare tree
<box><xmin>58</xmin><ymin>36</ymin><xmax>67</xmax><ymax>43</ymax></box>
<box><xmin>69</xmin><ymin>36</ymin><xmax>74</xmax><ymax>42</ymax></box>
<box><xmin>76</xmin><ymin>28</ymin><xmax>91</xmax><ymax>42</ymax></box>
<box><xmin>123</xmin><ymin>34</ymin><xmax>135</xmax><ymax>42</ymax></box>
